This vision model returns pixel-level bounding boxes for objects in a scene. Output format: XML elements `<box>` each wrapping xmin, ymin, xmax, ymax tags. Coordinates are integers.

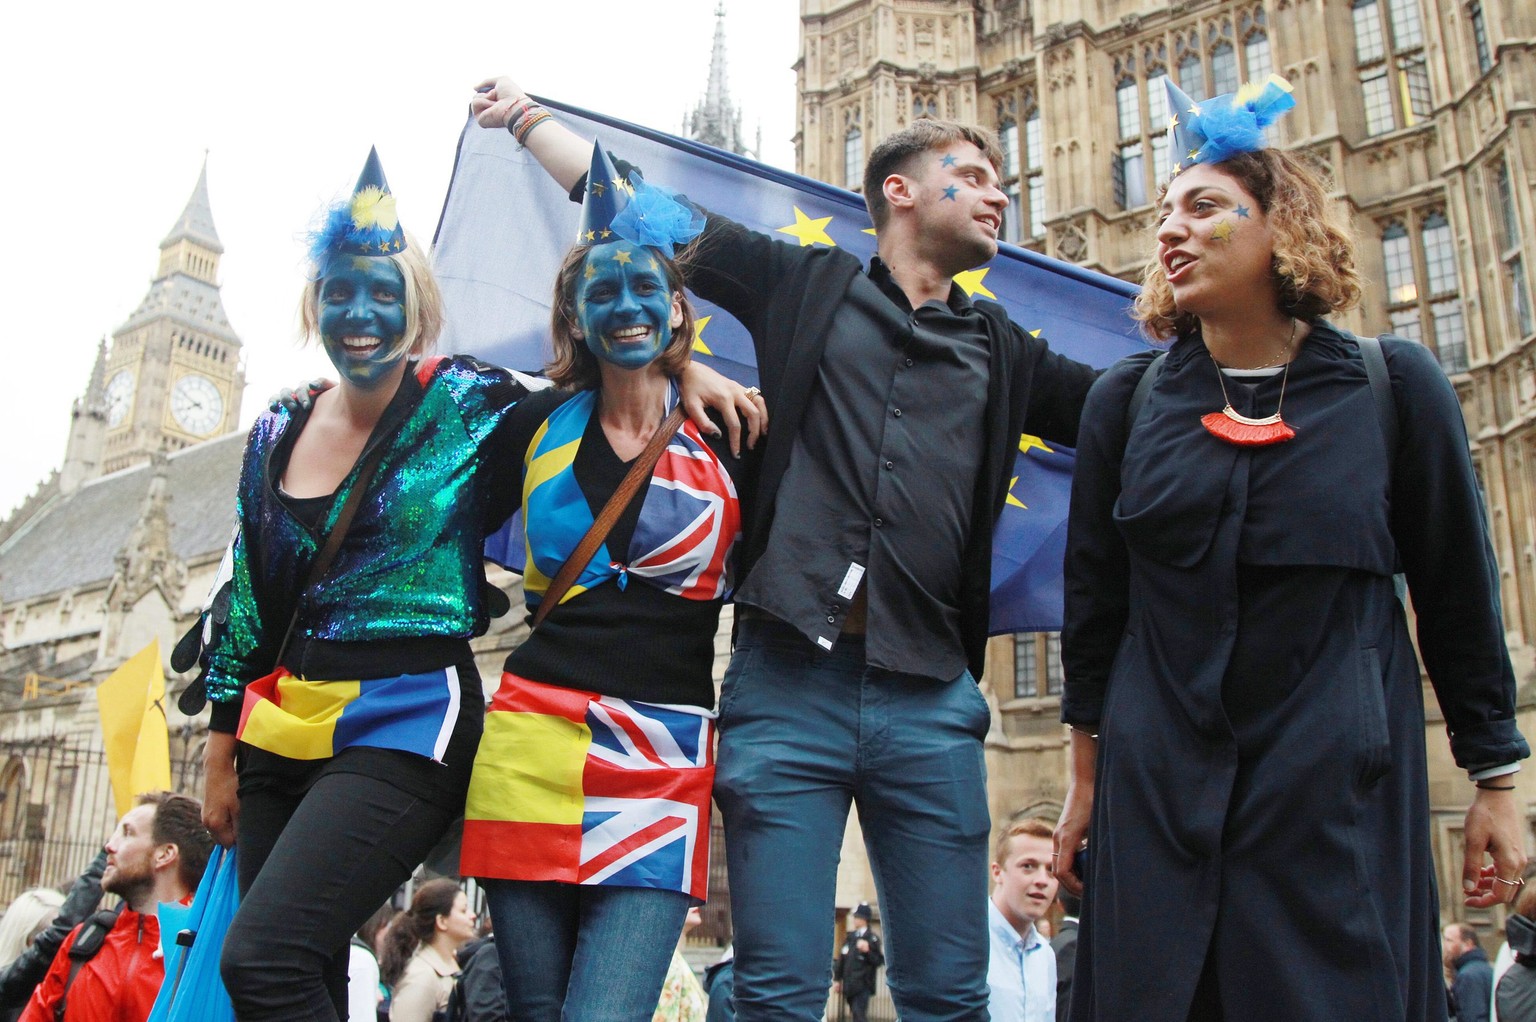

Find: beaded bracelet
<box><xmin>513</xmin><ymin>109</ymin><xmax>553</xmax><ymax>147</ymax></box>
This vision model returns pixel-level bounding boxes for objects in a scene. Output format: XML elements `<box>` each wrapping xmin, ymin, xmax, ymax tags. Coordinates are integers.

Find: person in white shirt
<box><xmin>987</xmin><ymin>814</ymin><xmax>1058</xmax><ymax>1022</ymax></box>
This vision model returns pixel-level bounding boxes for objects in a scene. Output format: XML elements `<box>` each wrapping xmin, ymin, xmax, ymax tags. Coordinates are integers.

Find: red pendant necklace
<box><xmin>1202</xmin><ymin>320</ymin><xmax>1298</xmax><ymax>447</ymax></box>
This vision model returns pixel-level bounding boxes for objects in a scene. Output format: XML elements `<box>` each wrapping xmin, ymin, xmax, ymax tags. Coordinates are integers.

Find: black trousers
<box><xmin>218</xmin><ymin>671</ymin><xmax>481</xmax><ymax>1022</ymax></box>
<box><xmin>218</xmin><ymin>758</ymin><xmax>458</xmax><ymax>1021</ymax></box>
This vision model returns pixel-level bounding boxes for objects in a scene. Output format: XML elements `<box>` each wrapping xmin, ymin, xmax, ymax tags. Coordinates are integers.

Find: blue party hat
<box><xmin>577</xmin><ymin>141</ymin><xmax>705</xmax><ymax>257</ymax></box>
<box><xmin>307</xmin><ymin>147</ymin><xmax>407</xmax><ymax>262</ymax></box>
<box><xmin>1164</xmin><ymin>74</ymin><xmax>1296</xmax><ymax>178</ymax></box>
<box><xmin>577</xmin><ymin>141</ymin><xmax>631</xmax><ymax>247</ymax></box>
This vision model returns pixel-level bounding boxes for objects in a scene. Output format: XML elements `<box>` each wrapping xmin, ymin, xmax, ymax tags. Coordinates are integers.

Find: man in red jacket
<box><xmin>21</xmin><ymin>792</ymin><xmax>211</xmax><ymax>1022</ymax></box>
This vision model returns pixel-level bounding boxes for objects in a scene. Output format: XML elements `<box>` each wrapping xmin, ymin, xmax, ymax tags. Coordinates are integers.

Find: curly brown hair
<box><xmin>546</xmin><ymin>242</ymin><xmax>697</xmax><ymax>390</ymax></box>
<box><xmin>1134</xmin><ymin>149</ymin><xmax>1361</xmax><ymax>340</ymax></box>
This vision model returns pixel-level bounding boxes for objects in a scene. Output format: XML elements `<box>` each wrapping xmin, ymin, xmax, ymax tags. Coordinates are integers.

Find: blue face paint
<box><xmin>575</xmin><ymin>242</ymin><xmax>676</xmax><ymax>370</ymax></box>
<box><xmin>317</xmin><ymin>255</ymin><xmax>409</xmax><ymax>389</ymax></box>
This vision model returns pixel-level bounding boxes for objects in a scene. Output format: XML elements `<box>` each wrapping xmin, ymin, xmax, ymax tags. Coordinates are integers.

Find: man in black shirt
<box><xmin>473</xmin><ymin>78</ymin><xmax>1097</xmax><ymax>1022</ymax></box>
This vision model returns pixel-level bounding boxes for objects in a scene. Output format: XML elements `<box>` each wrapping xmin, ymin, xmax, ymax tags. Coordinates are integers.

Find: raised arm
<box><xmin>473</xmin><ymin>76</ymin><xmax>591</xmax><ymax>192</ymax></box>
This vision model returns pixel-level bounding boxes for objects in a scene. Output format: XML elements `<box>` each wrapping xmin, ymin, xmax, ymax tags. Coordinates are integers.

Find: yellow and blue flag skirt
<box><xmin>460</xmin><ymin>673</ymin><xmax>715</xmax><ymax>900</ymax></box>
<box><xmin>237</xmin><ymin>666</ymin><xmax>462</xmax><ymax>763</ymax></box>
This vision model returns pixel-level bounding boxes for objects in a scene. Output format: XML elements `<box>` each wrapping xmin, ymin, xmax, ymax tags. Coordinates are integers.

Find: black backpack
<box><xmin>52</xmin><ymin>905</ymin><xmax>123</xmax><ymax>1022</ymax></box>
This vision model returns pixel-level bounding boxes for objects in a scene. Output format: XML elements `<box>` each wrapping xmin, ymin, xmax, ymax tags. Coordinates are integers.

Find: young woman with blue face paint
<box><xmin>457</xmin><ymin>146</ymin><xmax>749</xmax><ymax>1022</ymax></box>
<box><xmin>193</xmin><ymin>150</ymin><xmax>761</xmax><ymax>1022</ymax></box>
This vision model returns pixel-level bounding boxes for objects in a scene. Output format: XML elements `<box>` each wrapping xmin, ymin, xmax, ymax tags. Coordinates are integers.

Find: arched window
<box><xmin>844</xmin><ymin>127</ymin><xmax>863</xmax><ymax>192</ymax></box>
<box><xmin>1210</xmin><ymin>42</ymin><xmax>1239</xmax><ymax>96</ymax></box>
<box><xmin>1178</xmin><ymin>52</ymin><xmax>1205</xmax><ymax>101</ymax></box>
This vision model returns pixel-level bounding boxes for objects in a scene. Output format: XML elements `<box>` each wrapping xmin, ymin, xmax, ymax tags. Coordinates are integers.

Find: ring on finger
<box><xmin>743</xmin><ymin>387</ymin><xmax>761</xmax><ymax>397</ymax></box>
<box><xmin>1495</xmin><ymin>875</ymin><xmax>1526</xmax><ymax>888</ymax></box>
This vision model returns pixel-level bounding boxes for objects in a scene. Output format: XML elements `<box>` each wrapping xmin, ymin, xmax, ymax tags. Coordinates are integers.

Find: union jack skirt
<box><xmin>459</xmin><ymin>672</ymin><xmax>715</xmax><ymax>900</ymax></box>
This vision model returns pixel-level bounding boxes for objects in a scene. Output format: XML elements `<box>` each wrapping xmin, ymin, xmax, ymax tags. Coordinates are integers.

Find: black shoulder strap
<box><xmin>55</xmin><ymin>906</ymin><xmax>123</xmax><ymax>1022</ymax></box>
<box><xmin>1356</xmin><ymin>333</ymin><xmax>1399</xmax><ymax>460</ymax></box>
<box><xmin>1126</xmin><ymin>353</ymin><xmax>1168</xmax><ymax>435</ymax></box>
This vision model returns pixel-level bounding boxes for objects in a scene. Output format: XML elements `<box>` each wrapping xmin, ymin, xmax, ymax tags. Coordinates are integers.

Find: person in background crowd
<box><xmin>384</xmin><ymin>880</ymin><xmax>476</xmax><ymax>1022</ymax></box>
<box><xmin>0</xmin><ymin>890</ymin><xmax>65</xmax><ymax>971</ymax></box>
<box><xmin>19</xmin><ymin>793</ymin><xmax>211</xmax><ymax>1022</ymax></box>
<box><xmin>703</xmin><ymin>947</ymin><xmax>734</xmax><ymax>1022</ymax></box>
<box><xmin>1446</xmin><ymin>923</ymin><xmax>1494</xmax><ymax>1022</ymax></box>
<box><xmin>987</xmin><ymin>815</ymin><xmax>1056</xmax><ymax>1022</ymax></box>
<box><xmin>0</xmin><ymin>852</ymin><xmax>104</xmax><ymax>1022</ymax></box>
<box><xmin>1057</xmin><ymin>75</ymin><xmax>1528</xmax><ymax>1021</ymax></box>
<box><xmin>449</xmin><ymin>913</ymin><xmax>507</xmax><ymax>1022</ymax></box>
<box><xmin>349</xmin><ymin>903</ymin><xmax>394</xmax><ymax>1022</ymax></box>
<box><xmin>1050</xmin><ymin>887</ymin><xmax>1080</xmax><ymax>1022</ymax></box>
<box><xmin>834</xmin><ymin>905</ymin><xmax>885</xmax><ymax>1022</ymax></box>
<box><xmin>1495</xmin><ymin>884</ymin><xmax>1536</xmax><ymax>1020</ymax></box>
<box><xmin>653</xmin><ymin>907</ymin><xmax>707</xmax><ymax>1022</ymax></box>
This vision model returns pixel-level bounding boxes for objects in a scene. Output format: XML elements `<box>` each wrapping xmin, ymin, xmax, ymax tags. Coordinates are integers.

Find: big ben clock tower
<box><xmin>101</xmin><ymin>157</ymin><xmax>244</xmax><ymax>474</ymax></box>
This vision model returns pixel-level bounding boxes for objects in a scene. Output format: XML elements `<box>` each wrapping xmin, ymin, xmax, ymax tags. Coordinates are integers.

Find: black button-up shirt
<box><xmin>736</xmin><ymin>258</ymin><xmax>991</xmax><ymax>680</ymax></box>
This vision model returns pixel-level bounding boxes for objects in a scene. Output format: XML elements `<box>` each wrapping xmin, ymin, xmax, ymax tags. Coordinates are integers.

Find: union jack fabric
<box><xmin>517</xmin><ymin>382</ymin><xmax>740</xmax><ymax>610</ymax></box>
<box><xmin>460</xmin><ymin>672</ymin><xmax>715</xmax><ymax>900</ymax></box>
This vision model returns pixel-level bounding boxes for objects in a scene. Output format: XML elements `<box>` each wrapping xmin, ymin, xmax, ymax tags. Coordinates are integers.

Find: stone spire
<box><xmin>159</xmin><ymin>153</ymin><xmax>223</xmax><ymax>255</ymax></box>
<box><xmin>107</xmin><ymin>450</ymin><xmax>186</xmax><ymax>611</ymax></box>
<box><xmin>60</xmin><ymin>338</ymin><xmax>109</xmax><ymax>494</ymax></box>
<box><xmin>685</xmin><ymin>3</ymin><xmax>750</xmax><ymax>156</ymax></box>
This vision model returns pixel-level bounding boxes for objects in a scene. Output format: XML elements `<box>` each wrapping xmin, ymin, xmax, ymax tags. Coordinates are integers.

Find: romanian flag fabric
<box><xmin>460</xmin><ymin>673</ymin><xmax>715</xmax><ymax>900</ymax></box>
<box><xmin>236</xmin><ymin>666</ymin><xmax>461</xmax><ymax>762</ymax></box>
<box><xmin>518</xmin><ymin>385</ymin><xmax>740</xmax><ymax>612</ymax></box>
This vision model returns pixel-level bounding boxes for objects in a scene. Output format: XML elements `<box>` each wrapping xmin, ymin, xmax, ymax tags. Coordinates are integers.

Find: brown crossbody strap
<box><xmin>532</xmin><ymin>403</ymin><xmax>688</xmax><ymax>629</ymax></box>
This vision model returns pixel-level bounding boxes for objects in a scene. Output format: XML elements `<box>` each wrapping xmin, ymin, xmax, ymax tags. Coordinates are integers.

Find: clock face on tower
<box><xmin>105</xmin><ymin>370</ymin><xmax>134</xmax><ymax>428</ymax></box>
<box><xmin>170</xmin><ymin>373</ymin><xmax>224</xmax><ymax>436</ymax></box>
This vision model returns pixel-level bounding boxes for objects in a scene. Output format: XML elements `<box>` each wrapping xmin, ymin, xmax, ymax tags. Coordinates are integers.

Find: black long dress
<box><xmin>1061</xmin><ymin>323</ymin><xmax>1528</xmax><ymax>1021</ymax></box>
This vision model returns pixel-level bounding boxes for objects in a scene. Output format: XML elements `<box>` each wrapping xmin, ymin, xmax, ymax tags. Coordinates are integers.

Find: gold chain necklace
<box><xmin>1201</xmin><ymin>319</ymin><xmax>1299</xmax><ymax>447</ymax></box>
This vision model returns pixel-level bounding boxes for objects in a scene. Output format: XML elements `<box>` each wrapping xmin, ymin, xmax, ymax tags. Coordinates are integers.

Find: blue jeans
<box><xmin>482</xmin><ymin>879</ymin><xmax>691</xmax><ymax>1022</ymax></box>
<box><xmin>714</xmin><ymin>620</ymin><xmax>992</xmax><ymax>1022</ymax></box>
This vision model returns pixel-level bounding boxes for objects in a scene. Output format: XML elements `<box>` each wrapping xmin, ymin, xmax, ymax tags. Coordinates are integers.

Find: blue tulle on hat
<box><xmin>306</xmin><ymin>147</ymin><xmax>407</xmax><ymax>264</ymax></box>
<box><xmin>1165</xmin><ymin>75</ymin><xmax>1296</xmax><ymax>178</ymax></box>
<box><xmin>610</xmin><ymin>178</ymin><xmax>705</xmax><ymax>257</ymax></box>
<box><xmin>579</xmin><ymin>140</ymin><xmax>704</xmax><ymax>257</ymax></box>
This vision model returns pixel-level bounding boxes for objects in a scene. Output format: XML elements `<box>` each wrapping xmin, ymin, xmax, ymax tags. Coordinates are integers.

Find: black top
<box><xmin>736</xmin><ymin>257</ymin><xmax>990</xmax><ymax>678</ymax></box>
<box><xmin>501</xmin><ymin>388</ymin><xmax>740</xmax><ymax>708</ymax></box>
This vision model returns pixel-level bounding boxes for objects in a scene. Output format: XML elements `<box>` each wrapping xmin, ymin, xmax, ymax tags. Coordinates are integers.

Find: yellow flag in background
<box><xmin>96</xmin><ymin>640</ymin><xmax>172</xmax><ymax>818</ymax></box>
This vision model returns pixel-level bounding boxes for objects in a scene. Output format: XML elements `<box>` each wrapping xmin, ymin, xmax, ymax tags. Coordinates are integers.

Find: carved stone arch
<box><xmin>0</xmin><ymin>757</ymin><xmax>29</xmax><ymax>840</ymax></box>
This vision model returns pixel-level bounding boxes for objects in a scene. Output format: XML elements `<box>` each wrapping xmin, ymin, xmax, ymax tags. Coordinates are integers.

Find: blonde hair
<box><xmin>298</xmin><ymin>231</ymin><xmax>444</xmax><ymax>360</ymax></box>
<box><xmin>1134</xmin><ymin>149</ymin><xmax>1361</xmax><ymax>340</ymax></box>
<box><xmin>0</xmin><ymin>888</ymin><xmax>63</xmax><ymax>968</ymax></box>
<box><xmin>993</xmin><ymin>814</ymin><xmax>1055</xmax><ymax>866</ymax></box>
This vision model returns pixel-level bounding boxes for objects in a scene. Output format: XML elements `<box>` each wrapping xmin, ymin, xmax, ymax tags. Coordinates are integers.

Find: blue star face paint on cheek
<box><xmin>575</xmin><ymin>242</ymin><xmax>677</xmax><ymax>370</ymax></box>
<box><xmin>317</xmin><ymin>255</ymin><xmax>409</xmax><ymax>389</ymax></box>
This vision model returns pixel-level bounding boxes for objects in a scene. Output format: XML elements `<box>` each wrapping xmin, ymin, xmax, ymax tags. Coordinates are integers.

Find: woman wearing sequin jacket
<box><xmin>1053</xmin><ymin>79</ymin><xmax>1529</xmax><ymax>1022</ymax></box>
<box><xmin>193</xmin><ymin>151</ymin><xmax>761</xmax><ymax>1022</ymax></box>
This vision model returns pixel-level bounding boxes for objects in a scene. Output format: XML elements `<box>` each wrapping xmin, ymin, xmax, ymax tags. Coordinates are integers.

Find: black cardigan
<box><xmin>687</xmin><ymin>213</ymin><xmax>1097</xmax><ymax>679</ymax></box>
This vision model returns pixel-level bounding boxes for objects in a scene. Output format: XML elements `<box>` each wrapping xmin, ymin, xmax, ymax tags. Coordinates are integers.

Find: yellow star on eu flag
<box><xmin>591</xmin><ymin>181</ymin><xmax>607</xmax><ymax>197</ymax></box>
<box><xmin>691</xmin><ymin>315</ymin><xmax>713</xmax><ymax>355</ymax></box>
<box><xmin>1019</xmin><ymin>434</ymin><xmax>1054</xmax><ymax>456</ymax></box>
<box><xmin>1007</xmin><ymin>476</ymin><xmax>1028</xmax><ymax>509</ymax></box>
<box><xmin>776</xmin><ymin>207</ymin><xmax>836</xmax><ymax>247</ymax></box>
<box><xmin>953</xmin><ymin>268</ymin><xmax>996</xmax><ymax>300</ymax></box>
<box><xmin>1168</xmin><ymin>113</ymin><xmax>1179</xmax><ymax>129</ymax></box>
<box><xmin>613</xmin><ymin>248</ymin><xmax>633</xmax><ymax>264</ymax></box>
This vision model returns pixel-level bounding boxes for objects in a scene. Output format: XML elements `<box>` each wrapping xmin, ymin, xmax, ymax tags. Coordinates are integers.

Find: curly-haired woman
<box><xmin>1054</xmin><ymin>78</ymin><xmax>1529</xmax><ymax>1021</ymax></box>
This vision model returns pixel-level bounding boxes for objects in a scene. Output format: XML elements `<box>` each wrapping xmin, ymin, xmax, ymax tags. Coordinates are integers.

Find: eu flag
<box><xmin>433</xmin><ymin>98</ymin><xmax>1150</xmax><ymax>634</ymax></box>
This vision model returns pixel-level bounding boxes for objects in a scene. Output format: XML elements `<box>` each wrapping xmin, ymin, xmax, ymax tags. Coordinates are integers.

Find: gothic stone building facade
<box><xmin>795</xmin><ymin>0</ymin><xmax>1536</xmax><ymax>927</ymax></box>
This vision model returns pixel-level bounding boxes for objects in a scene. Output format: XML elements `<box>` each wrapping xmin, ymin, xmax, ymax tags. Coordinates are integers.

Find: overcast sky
<box><xmin>0</xmin><ymin>0</ymin><xmax>798</xmax><ymax>518</ymax></box>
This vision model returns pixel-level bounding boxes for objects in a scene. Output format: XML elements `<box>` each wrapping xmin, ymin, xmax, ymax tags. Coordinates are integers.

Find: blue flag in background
<box><xmin>433</xmin><ymin>97</ymin><xmax>1151</xmax><ymax>634</ymax></box>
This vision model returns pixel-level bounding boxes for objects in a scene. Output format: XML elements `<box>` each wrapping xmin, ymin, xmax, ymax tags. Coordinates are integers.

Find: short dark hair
<box><xmin>1452</xmin><ymin>922</ymin><xmax>1481</xmax><ymax>949</ymax></box>
<box><xmin>862</xmin><ymin>119</ymin><xmax>1004</xmax><ymax>231</ymax></box>
<box><xmin>137</xmin><ymin>791</ymin><xmax>212</xmax><ymax>892</ymax></box>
